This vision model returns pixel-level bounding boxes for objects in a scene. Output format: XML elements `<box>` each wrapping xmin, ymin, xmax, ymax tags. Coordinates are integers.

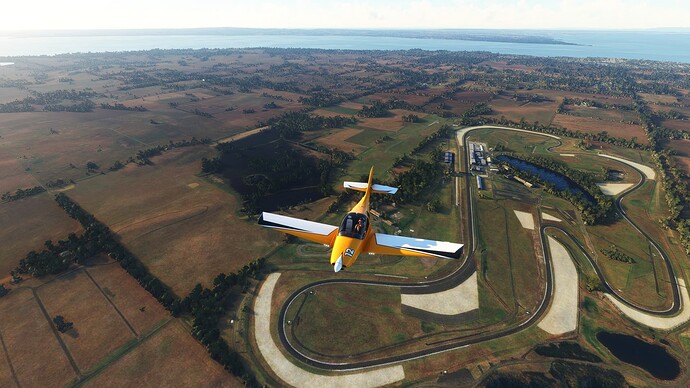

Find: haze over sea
<box><xmin>1</xmin><ymin>30</ymin><xmax>689</xmax><ymax>63</ymax></box>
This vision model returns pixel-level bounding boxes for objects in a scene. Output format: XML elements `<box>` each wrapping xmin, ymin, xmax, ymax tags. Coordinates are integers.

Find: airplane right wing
<box><xmin>364</xmin><ymin>233</ymin><xmax>463</xmax><ymax>260</ymax></box>
<box><xmin>258</xmin><ymin>212</ymin><xmax>339</xmax><ymax>246</ymax></box>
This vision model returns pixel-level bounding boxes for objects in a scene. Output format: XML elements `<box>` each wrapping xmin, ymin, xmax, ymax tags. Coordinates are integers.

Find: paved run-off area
<box><xmin>254</xmin><ymin>273</ymin><xmax>405</xmax><ymax>387</ymax></box>
<box><xmin>514</xmin><ymin>210</ymin><xmax>535</xmax><ymax>230</ymax></box>
<box><xmin>538</xmin><ymin>237</ymin><xmax>578</xmax><ymax>335</ymax></box>
<box><xmin>401</xmin><ymin>272</ymin><xmax>479</xmax><ymax>315</ymax></box>
<box><xmin>605</xmin><ymin>278</ymin><xmax>690</xmax><ymax>330</ymax></box>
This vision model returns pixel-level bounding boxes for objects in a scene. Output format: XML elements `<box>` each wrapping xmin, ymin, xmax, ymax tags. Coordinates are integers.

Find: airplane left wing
<box><xmin>364</xmin><ymin>233</ymin><xmax>463</xmax><ymax>260</ymax></box>
<box><xmin>258</xmin><ymin>212</ymin><xmax>339</xmax><ymax>246</ymax></box>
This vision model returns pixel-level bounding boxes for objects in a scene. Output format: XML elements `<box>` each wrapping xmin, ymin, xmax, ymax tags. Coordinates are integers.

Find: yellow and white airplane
<box><xmin>258</xmin><ymin>167</ymin><xmax>464</xmax><ymax>272</ymax></box>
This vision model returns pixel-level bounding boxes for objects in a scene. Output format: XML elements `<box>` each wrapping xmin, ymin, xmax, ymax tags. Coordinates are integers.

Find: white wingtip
<box><xmin>334</xmin><ymin>255</ymin><xmax>343</xmax><ymax>272</ymax></box>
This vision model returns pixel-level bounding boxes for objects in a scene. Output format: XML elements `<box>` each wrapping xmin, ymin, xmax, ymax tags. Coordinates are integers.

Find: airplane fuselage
<box><xmin>329</xmin><ymin>176</ymin><xmax>373</xmax><ymax>270</ymax></box>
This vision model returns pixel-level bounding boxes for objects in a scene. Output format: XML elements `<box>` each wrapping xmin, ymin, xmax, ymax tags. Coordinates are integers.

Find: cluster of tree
<box><xmin>0</xmin><ymin>284</ymin><xmax>8</xmax><ymax>298</ymax></box>
<box><xmin>298</xmin><ymin>88</ymin><xmax>344</xmax><ymax>107</ymax></box>
<box><xmin>86</xmin><ymin>161</ymin><xmax>100</xmax><ymax>172</ymax></box>
<box><xmin>463</xmin><ymin>102</ymin><xmax>493</xmax><ymax>117</ymax></box>
<box><xmin>100</xmin><ymin>103</ymin><xmax>148</xmax><ymax>112</ymax></box>
<box><xmin>109</xmin><ymin>160</ymin><xmax>126</xmax><ymax>171</ymax></box>
<box><xmin>266</xmin><ymin>111</ymin><xmax>356</xmax><ymax>139</ymax></box>
<box><xmin>358</xmin><ymin>100</ymin><xmax>391</xmax><ymax>118</ymax></box>
<box><xmin>1</xmin><ymin>186</ymin><xmax>46</xmax><ymax>202</ymax></box>
<box><xmin>263</xmin><ymin>102</ymin><xmax>280</xmax><ymax>109</ymax></box>
<box><xmin>135</xmin><ymin>138</ymin><xmax>212</xmax><ymax>165</ymax></box>
<box><xmin>43</xmin><ymin>100</ymin><xmax>95</xmax><ymax>112</ymax></box>
<box><xmin>375</xmin><ymin>135</ymin><xmax>392</xmax><ymax>144</ymax></box>
<box><xmin>53</xmin><ymin>315</ymin><xmax>73</xmax><ymax>333</ymax></box>
<box><xmin>201</xmin><ymin>157</ymin><xmax>222</xmax><ymax>174</ymax></box>
<box><xmin>600</xmin><ymin>245</ymin><xmax>636</xmax><ymax>263</ymax></box>
<box><xmin>0</xmin><ymin>89</ymin><xmax>100</xmax><ymax>113</ymax></box>
<box><xmin>192</xmin><ymin>108</ymin><xmax>214</xmax><ymax>118</ymax></box>
<box><xmin>534</xmin><ymin>341</ymin><xmax>602</xmax><ymax>363</ymax></box>
<box><xmin>179</xmin><ymin>259</ymin><xmax>266</xmax><ymax>385</ymax></box>
<box><xmin>402</xmin><ymin>114</ymin><xmax>420</xmax><ymax>123</ymax></box>
<box><xmin>16</xmin><ymin>234</ymin><xmax>89</xmax><ymax>277</ymax></box>
<box><xmin>498</xmin><ymin>154</ymin><xmax>613</xmax><ymax>225</ymax></box>
<box><xmin>261</xmin><ymin>92</ymin><xmax>292</xmax><ymax>102</ymax></box>
<box><xmin>357</xmin><ymin>98</ymin><xmax>419</xmax><ymax>118</ymax></box>
<box><xmin>394</xmin><ymin>159</ymin><xmax>443</xmax><ymax>203</ymax></box>
<box><xmin>46</xmin><ymin>179</ymin><xmax>72</xmax><ymax>188</ymax></box>
<box><xmin>656</xmin><ymin>109</ymin><xmax>687</xmax><ymax>120</ymax></box>
<box><xmin>557</xmin><ymin>97</ymin><xmax>633</xmax><ymax>112</ymax></box>
<box><xmin>0</xmin><ymin>100</ymin><xmax>34</xmax><ymax>113</ymax></box>
<box><xmin>53</xmin><ymin>193</ymin><xmax>178</xmax><ymax>309</ymax></box>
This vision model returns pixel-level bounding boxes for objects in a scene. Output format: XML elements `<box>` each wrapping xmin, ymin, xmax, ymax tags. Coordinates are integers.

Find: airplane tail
<box><xmin>343</xmin><ymin>167</ymin><xmax>398</xmax><ymax>194</ymax></box>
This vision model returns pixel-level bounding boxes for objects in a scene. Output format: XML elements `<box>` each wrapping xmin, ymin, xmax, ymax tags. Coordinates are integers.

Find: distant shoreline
<box><xmin>2</xmin><ymin>28</ymin><xmax>580</xmax><ymax>46</ymax></box>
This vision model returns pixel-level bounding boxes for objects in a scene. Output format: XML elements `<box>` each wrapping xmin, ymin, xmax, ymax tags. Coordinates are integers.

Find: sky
<box><xmin>1</xmin><ymin>0</ymin><xmax>689</xmax><ymax>31</ymax></box>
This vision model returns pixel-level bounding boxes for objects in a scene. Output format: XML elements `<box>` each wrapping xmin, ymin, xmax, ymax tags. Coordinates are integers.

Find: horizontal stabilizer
<box><xmin>344</xmin><ymin>181</ymin><xmax>398</xmax><ymax>194</ymax></box>
<box><xmin>258</xmin><ymin>212</ymin><xmax>338</xmax><ymax>246</ymax></box>
<box><xmin>366</xmin><ymin>233</ymin><xmax>463</xmax><ymax>260</ymax></box>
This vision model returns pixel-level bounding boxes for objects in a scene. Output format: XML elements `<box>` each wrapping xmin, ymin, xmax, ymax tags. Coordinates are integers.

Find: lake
<box><xmin>495</xmin><ymin>155</ymin><xmax>593</xmax><ymax>202</ymax></box>
<box><xmin>597</xmin><ymin>331</ymin><xmax>680</xmax><ymax>380</ymax></box>
<box><xmin>0</xmin><ymin>30</ymin><xmax>689</xmax><ymax>63</ymax></box>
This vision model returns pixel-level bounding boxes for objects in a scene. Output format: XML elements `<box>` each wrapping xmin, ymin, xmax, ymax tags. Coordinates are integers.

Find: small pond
<box><xmin>597</xmin><ymin>331</ymin><xmax>680</xmax><ymax>380</ymax></box>
<box><xmin>496</xmin><ymin>155</ymin><xmax>594</xmax><ymax>202</ymax></box>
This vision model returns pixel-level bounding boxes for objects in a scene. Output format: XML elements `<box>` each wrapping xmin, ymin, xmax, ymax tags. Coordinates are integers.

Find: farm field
<box><xmin>68</xmin><ymin>146</ymin><xmax>281</xmax><ymax>296</ymax></box>
<box><xmin>551</xmin><ymin>114</ymin><xmax>648</xmax><ymax>143</ymax></box>
<box><xmin>0</xmin><ymin>147</ymin><xmax>36</xmax><ymax>193</ymax></box>
<box><xmin>487</xmin><ymin>94</ymin><xmax>560</xmax><ymax>124</ymax></box>
<box><xmin>562</xmin><ymin>105</ymin><xmax>639</xmax><ymax>123</ymax></box>
<box><xmin>668</xmin><ymin>139</ymin><xmax>690</xmax><ymax>174</ymax></box>
<box><xmin>0</xmin><ymin>287</ymin><xmax>77</xmax><ymax>387</ymax></box>
<box><xmin>84</xmin><ymin>258</ymin><xmax>170</xmax><ymax>335</ymax></box>
<box><xmin>84</xmin><ymin>322</ymin><xmax>239</xmax><ymax>387</ymax></box>
<box><xmin>36</xmin><ymin>269</ymin><xmax>136</xmax><ymax>372</ymax></box>
<box><xmin>0</xmin><ymin>193</ymin><xmax>83</xmax><ymax>278</ymax></box>
<box><xmin>662</xmin><ymin>119</ymin><xmax>690</xmax><ymax>132</ymax></box>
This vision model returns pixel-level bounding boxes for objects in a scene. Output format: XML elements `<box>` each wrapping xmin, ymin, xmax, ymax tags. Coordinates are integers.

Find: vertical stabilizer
<box><xmin>363</xmin><ymin>166</ymin><xmax>374</xmax><ymax>211</ymax></box>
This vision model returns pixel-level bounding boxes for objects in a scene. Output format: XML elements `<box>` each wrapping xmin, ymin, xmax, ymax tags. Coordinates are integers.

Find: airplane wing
<box><xmin>258</xmin><ymin>212</ymin><xmax>338</xmax><ymax>246</ymax></box>
<box><xmin>344</xmin><ymin>181</ymin><xmax>398</xmax><ymax>194</ymax></box>
<box><xmin>364</xmin><ymin>233</ymin><xmax>463</xmax><ymax>260</ymax></box>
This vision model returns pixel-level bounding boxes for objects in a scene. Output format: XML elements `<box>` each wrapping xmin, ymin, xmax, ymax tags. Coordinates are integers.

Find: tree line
<box><xmin>100</xmin><ymin>103</ymin><xmax>148</xmax><ymax>112</ymax></box>
<box><xmin>179</xmin><ymin>259</ymin><xmax>266</xmax><ymax>386</ymax></box>
<box><xmin>264</xmin><ymin>111</ymin><xmax>356</xmax><ymax>139</ymax></box>
<box><xmin>135</xmin><ymin>137</ymin><xmax>212</xmax><ymax>165</ymax></box>
<box><xmin>1</xmin><ymin>186</ymin><xmax>46</xmax><ymax>202</ymax></box>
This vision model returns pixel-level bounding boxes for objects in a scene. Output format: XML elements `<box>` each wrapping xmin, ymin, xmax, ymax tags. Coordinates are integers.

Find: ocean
<box><xmin>0</xmin><ymin>30</ymin><xmax>689</xmax><ymax>63</ymax></box>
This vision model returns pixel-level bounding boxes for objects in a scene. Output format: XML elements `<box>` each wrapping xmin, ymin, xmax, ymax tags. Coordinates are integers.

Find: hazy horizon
<box><xmin>2</xmin><ymin>1</ymin><xmax>690</xmax><ymax>31</ymax></box>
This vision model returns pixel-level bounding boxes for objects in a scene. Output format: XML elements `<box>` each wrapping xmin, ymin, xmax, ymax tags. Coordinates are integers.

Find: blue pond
<box><xmin>597</xmin><ymin>331</ymin><xmax>680</xmax><ymax>380</ymax></box>
<box><xmin>496</xmin><ymin>155</ymin><xmax>593</xmax><ymax>202</ymax></box>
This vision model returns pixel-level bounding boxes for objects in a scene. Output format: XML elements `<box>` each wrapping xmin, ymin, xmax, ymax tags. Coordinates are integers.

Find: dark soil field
<box><xmin>219</xmin><ymin>129</ymin><xmax>326</xmax><ymax>211</ymax></box>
